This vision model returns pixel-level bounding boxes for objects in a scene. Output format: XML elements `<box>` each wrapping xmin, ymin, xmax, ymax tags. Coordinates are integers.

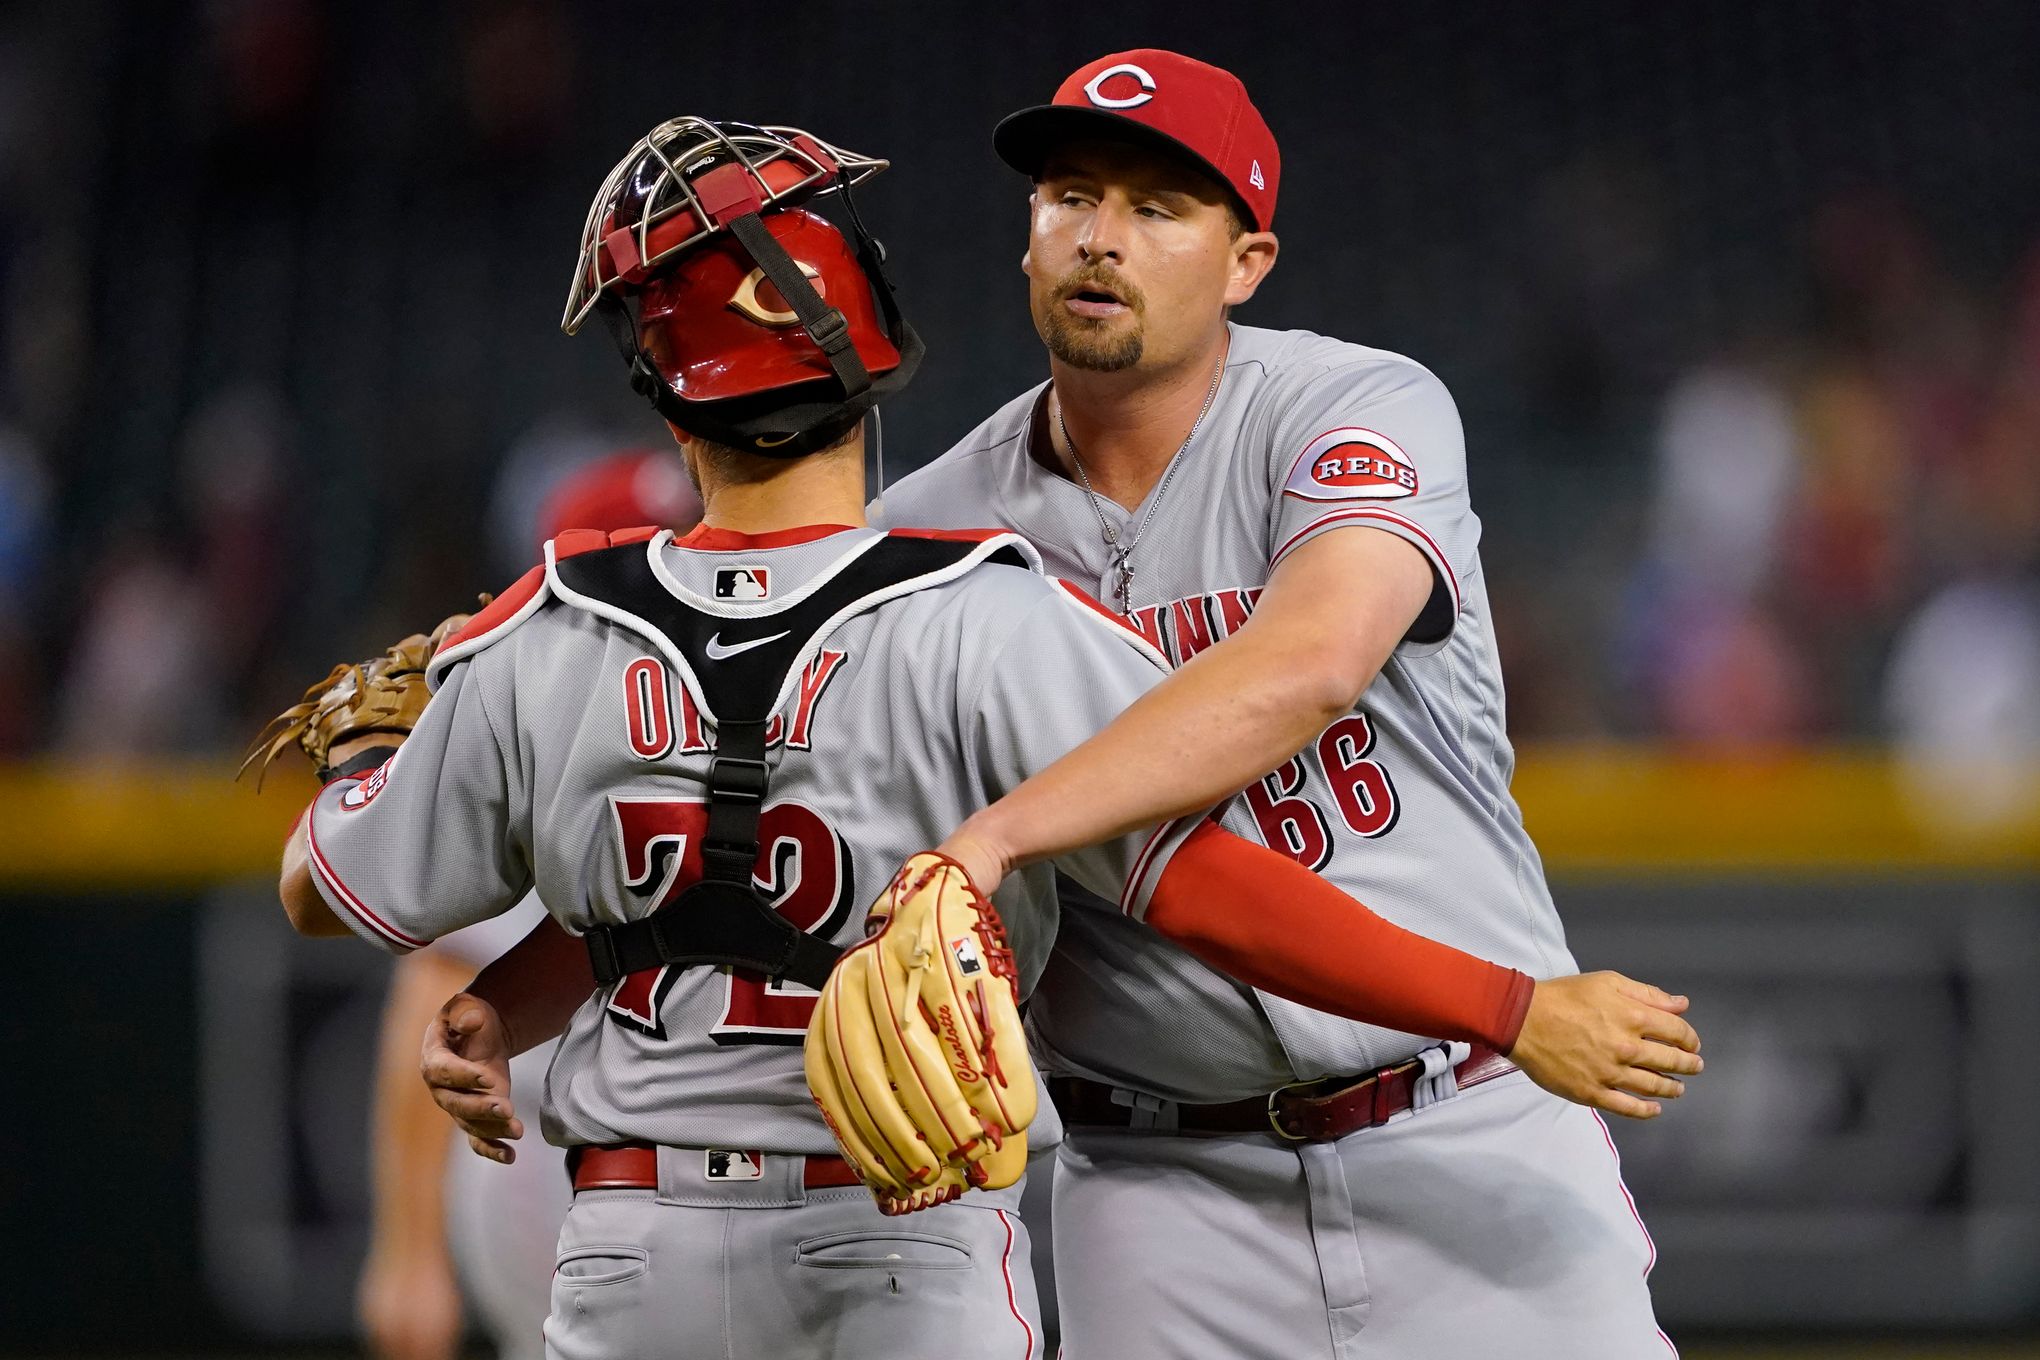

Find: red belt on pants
<box><xmin>1048</xmin><ymin>1044</ymin><xmax>1516</xmax><ymax>1143</ymax></box>
<box><xmin>567</xmin><ymin>1142</ymin><xmax>865</xmax><ymax>1191</ymax></box>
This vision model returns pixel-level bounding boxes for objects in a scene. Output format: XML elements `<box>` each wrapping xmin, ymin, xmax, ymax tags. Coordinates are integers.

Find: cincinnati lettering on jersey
<box><xmin>624</xmin><ymin>649</ymin><xmax>851</xmax><ymax>757</ymax></box>
<box><xmin>1125</xmin><ymin>588</ymin><xmax>1263</xmax><ymax>666</ymax></box>
<box><xmin>1282</xmin><ymin>427</ymin><xmax>1419</xmax><ymax>503</ymax></box>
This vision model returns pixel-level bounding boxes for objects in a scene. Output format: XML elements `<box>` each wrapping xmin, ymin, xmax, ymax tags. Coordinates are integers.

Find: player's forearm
<box><xmin>279</xmin><ymin>815</ymin><xmax>351</xmax><ymax>936</ymax></box>
<box><xmin>368</xmin><ymin>952</ymin><xmax>469</xmax><ymax>1259</ymax></box>
<box><xmin>953</xmin><ymin>625</ymin><xmax>1359</xmax><ymax>877</ymax></box>
<box><xmin>465</xmin><ymin>914</ymin><xmax>594</xmax><ymax>1056</ymax></box>
<box><xmin>1145</xmin><ymin>823</ymin><xmax>1534</xmax><ymax>1051</ymax></box>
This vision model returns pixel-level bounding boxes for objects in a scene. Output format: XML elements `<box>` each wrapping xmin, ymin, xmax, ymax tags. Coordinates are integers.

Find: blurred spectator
<box><xmin>483</xmin><ymin>417</ymin><xmax>630</xmax><ymax>579</ymax></box>
<box><xmin>55</xmin><ymin>523</ymin><xmax>220</xmax><ymax>755</ymax></box>
<box><xmin>536</xmin><ymin>446</ymin><xmax>699</xmax><ymax>544</ymax></box>
<box><xmin>1883</xmin><ymin>580</ymin><xmax>2040</xmax><ymax>836</ymax></box>
<box><xmin>1621</xmin><ymin>360</ymin><xmax>1811</xmax><ymax>744</ymax></box>
<box><xmin>0</xmin><ymin>422</ymin><xmax>50</xmax><ymax>752</ymax></box>
<box><xmin>180</xmin><ymin>383</ymin><xmax>292</xmax><ymax>692</ymax></box>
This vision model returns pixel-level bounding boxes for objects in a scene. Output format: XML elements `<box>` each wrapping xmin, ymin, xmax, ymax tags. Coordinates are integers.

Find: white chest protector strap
<box><xmin>550</xmin><ymin>532</ymin><xmax>1034</xmax><ymax>990</ymax></box>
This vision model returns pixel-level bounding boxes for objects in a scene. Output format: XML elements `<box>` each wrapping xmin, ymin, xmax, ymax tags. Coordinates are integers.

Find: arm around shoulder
<box><xmin>945</xmin><ymin>529</ymin><xmax>1432</xmax><ymax>887</ymax></box>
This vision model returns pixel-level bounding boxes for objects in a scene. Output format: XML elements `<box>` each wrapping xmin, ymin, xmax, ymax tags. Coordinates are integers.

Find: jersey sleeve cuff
<box><xmin>1270</xmin><ymin>508</ymin><xmax>1463</xmax><ymax>650</ymax></box>
<box><xmin>1119</xmin><ymin>812</ymin><xmax>1213</xmax><ymax>921</ymax></box>
<box><xmin>1490</xmin><ymin>969</ymin><xmax>1535</xmax><ymax>1053</ymax></box>
<box><xmin>304</xmin><ymin>782</ymin><xmax>428</xmax><ymax>955</ymax></box>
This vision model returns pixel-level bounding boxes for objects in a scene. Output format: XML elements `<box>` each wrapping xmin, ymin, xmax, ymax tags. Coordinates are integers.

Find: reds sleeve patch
<box><xmin>1282</xmin><ymin>428</ymin><xmax>1419</xmax><ymax>502</ymax></box>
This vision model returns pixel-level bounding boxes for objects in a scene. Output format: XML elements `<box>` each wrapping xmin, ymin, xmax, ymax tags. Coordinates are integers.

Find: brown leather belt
<box><xmin>1049</xmin><ymin>1044</ymin><xmax>1516</xmax><ymax>1143</ymax></box>
<box><xmin>567</xmin><ymin>1142</ymin><xmax>865</xmax><ymax>1191</ymax></box>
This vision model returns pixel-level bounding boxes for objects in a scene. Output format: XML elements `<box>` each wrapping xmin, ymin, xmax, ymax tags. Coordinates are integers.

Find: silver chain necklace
<box><xmin>1056</xmin><ymin>352</ymin><xmax>1227</xmax><ymax>613</ymax></box>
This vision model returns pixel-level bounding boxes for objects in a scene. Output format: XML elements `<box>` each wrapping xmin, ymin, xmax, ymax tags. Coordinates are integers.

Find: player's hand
<box><xmin>358</xmin><ymin>1241</ymin><xmax>463</xmax><ymax>1360</ymax></box>
<box><xmin>420</xmin><ymin>991</ymin><xmax>523</xmax><ymax>1163</ymax></box>
<box><xmin>931</xmin><ymin>821</ymin><xmax>1015</xmax><ymax>896</ymax></box>
<box><xmin>1506</xmin><ymin>971</ymin><xmax>1701</xmax><ymax>1120</ymax></box>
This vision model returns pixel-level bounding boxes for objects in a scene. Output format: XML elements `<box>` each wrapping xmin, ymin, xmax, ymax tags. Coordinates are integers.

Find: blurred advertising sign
<box><xmin>197</xmin><ymin>884</ymin><xmax>386</xmax><ymax>1337</ymax></box>
<box><xmin>1567</xmin><ymin>879</ymin><xmax>2040</xmax><ymax>1326</ymax></box>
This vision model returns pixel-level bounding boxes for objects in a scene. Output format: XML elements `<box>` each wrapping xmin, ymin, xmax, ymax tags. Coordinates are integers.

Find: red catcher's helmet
<box><xmin>564</xmin><ymin>118</ymin><xmax>920</xmax><ymax>458</ymax></box>
<box><xmin>635</xmin><ymin>207</ymin><xmax>901</xmax><ymax>404</ymax></box>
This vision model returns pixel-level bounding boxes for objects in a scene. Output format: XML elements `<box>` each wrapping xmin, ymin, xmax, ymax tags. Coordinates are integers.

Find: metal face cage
<box><xmin>563</xmin><ymin>117</ymin><xmax>887</xmax><ymax>335</ymax></box>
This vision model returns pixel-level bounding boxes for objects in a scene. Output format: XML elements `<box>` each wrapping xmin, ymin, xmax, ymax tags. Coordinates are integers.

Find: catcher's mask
<box><xmin>564</xmin><ymin>117</ymin><xmax>921</xmax><ymax>458</ymax></box>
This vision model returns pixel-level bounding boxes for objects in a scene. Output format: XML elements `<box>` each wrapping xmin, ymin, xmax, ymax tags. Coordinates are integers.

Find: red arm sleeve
<box><xmin>466</xmin><ymin>915</ymin><xmax>595</xmax><ymax>1057</ymax></box>
<box><xmin>1144</xmin><ymin>822</ymin><xmax>1534</xmax><ymax>1052</ymax></box>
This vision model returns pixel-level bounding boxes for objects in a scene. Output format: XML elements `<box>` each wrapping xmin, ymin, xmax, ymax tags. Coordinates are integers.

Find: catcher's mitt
<box><xmin>805</xmin><ymin>852</ymin><xmax>1036</xmax><ymax>1215</ymax></box>
<box><xmin>238</xmin><ymin>608</ymin><xmax>478</xmax><ymax>787</ymax></box>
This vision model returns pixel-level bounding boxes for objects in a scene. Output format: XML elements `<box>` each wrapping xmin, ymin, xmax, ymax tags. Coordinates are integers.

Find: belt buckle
<box><xmin>1265</xmin><ymin>1080</ymin><xmax>1316</xmax><ymax>1141</ymax></box>
<box><xmin>1266</xmin><ymin>1056</ymin><xmax>1427</xmax><ymax>1142</ymax></box>
<box><xmin>1266</xmin><ymin>1073</ymin><xmax>1368</xmax><ymax>1142</ymax></box>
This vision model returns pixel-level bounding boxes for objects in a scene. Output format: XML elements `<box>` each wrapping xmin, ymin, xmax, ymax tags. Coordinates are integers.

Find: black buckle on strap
<box><xmin>805</xmin><ymin>307</ymin><xmax>852</xmax><ymax>356</ymax></box>
<box><xmin>708</xmin><ymin>754</ymin><xmax>770</xmax><ymax>803</ymax></box>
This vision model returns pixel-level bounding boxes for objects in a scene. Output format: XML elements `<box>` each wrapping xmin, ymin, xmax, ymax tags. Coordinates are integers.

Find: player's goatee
<box><xmin>1038</xmin><ymin>266</ymin><xmax>1145</xmax><ymax>372</ymax></box>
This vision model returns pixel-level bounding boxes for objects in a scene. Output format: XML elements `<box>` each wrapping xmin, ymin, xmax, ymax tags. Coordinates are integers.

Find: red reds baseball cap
<box><xmin>994</xmin><ymin>49</ymin><xmax>1280</xmax><ymax>230</ymax></box>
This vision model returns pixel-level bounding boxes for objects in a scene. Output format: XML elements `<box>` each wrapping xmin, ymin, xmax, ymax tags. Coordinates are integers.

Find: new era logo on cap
<box><xmin>1250</xmin><ymin>160</ymin><xmax>1265</xmax><ymax>190</ymax></box>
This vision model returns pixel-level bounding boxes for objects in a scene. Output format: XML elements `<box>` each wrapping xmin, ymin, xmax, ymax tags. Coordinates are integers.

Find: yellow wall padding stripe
<box><xmin>1511</xmin><ymin>746</ymin><xmax>2040</xmax><ymax>875</ymax></box>
<box><xmin>0</xmin><ymin>759</ymin><xmax>319</xmax><ymax>890</ymax></box>
<box><xmin>0</xmin><ymin>749</ymin><xmax>2032</xmax><ymax>890</ymax></box>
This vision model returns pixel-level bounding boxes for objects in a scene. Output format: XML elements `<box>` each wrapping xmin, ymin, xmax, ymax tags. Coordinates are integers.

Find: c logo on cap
<box><xmin>1082</xmin><ymin>63</ymin><xmax>1156</xmax><ymax>110</ymax></box>
<box><xmin>728</xmin><ymin>262</ymin><xmax>824</xmax><ymax>327</ymax></box>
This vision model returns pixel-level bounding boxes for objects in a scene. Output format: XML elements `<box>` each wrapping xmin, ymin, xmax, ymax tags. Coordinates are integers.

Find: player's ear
<box><xmin>1224</xmin><ymin>231</ymin><xmax>1279</xmax><ymax>307</ymax></box>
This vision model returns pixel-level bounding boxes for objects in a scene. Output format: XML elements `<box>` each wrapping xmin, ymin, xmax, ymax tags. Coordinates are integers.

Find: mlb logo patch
<box><xmin>1283</xmin><ymin>427</ymin><xmax>1419</xmax><ymax>503</ymax></box>
<box><xmin>714</xmin><ymin>566</ymin><xmax>771</xmax><ymax>600</ymax></box>
<box><xmin>704</xmin><ymin>1149</ymin><xmax>766</xmax><ymax>1181</ymax></box>
<box><xmin>950</xmin><ymin>936</ymin><xmax>984</xmax><ymax>976</ymax></box>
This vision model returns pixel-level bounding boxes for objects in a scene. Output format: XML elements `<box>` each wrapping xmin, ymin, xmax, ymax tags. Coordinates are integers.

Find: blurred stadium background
<box><xmin>1</xmin><ymin>0</ymin><xmax>2036</xmax><ymax>1356</ymax></box>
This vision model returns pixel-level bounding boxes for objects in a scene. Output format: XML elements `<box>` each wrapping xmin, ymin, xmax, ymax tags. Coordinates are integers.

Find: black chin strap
<box><xmin>724</xmin><ymin>211</ymin><xmax>870</xmax><ymax>401</ymax></box>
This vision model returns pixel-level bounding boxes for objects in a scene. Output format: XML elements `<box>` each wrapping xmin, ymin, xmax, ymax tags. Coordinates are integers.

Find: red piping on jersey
<box><xmin>1271</xmin><ymin>507</ymin><xmax>1462</xmax><ymax>615</ymax></box>
<box><xmin>1054</xmin><ymin>578</ymin><xmax>1149</xmax><ymax>639</ymax></box>
<box><xmin>1591</xmin><ymin>1112</ymin><xmax>1678</xmax><ymax>1354</ymax></box>
<box><xmin>888</xmin><ymin>526</ymin><xmax>1011</xmax><ymax>545</ymax></box>
<box><xmin>1119</xmin><ymin>817</ymin><xmax>1181</xmax><ymax>915</ymax></box>
<box><xmin>1145</xmin><ymin>822</ymin><xmax>1534</xmax><ymax>1051</ymax></box>
<box><xmin>675</xmin><ymin>522</ymin><xmax>857</xmax><ymax>551</ymax></box>
<box><xmin>995</xmin><ymin>1209</ymin><xmax>1037</xmax><ymax>1359</ymax></box>
<box><xmin>305</xmin><ymin>800</ymin><xmax>428</xmax><ymax>950</ymax></box>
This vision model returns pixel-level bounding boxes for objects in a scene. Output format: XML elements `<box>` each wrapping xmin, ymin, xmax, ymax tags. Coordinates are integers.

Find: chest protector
<box><xmin>543</xmin><ymin>530</ymin><xmax>1033</xmax><ymax>991</ymax></box>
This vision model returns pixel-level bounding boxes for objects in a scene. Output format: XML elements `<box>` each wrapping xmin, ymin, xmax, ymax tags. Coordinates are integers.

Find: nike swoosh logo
<box><xmin>704</xmin><ymin>629</ymin><xmax>790</xmax><ymax>660</ymax></box>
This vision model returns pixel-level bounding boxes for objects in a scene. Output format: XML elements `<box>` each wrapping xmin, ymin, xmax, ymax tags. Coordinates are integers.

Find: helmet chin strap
<box><xmin>596</xmin><ymin>183</ymin><xmax>921</xmax><ymax>460</ymax></box>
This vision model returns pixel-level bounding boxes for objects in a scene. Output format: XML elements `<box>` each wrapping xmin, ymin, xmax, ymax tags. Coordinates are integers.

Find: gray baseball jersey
<box><xmin>302</xmin><ymin>525</ymin><xmax>1204</xmax><ymax>1153</ymax></box>
<box><xmin>877</xmin><ymin>322</ymin><xmax>1580</xmax><ymax>1102</ymax></box>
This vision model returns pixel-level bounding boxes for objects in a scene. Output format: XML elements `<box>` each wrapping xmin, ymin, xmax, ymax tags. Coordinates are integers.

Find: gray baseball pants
<box><xmin>1050</xmin><ymin>1069</ymin><xmax>1671</xmax><ymax>1359</ymax></box>
<box><xmin>542</xmin><ymin>1150</ymin><xmax>1043</xmax><ymax>1360</ymax></box>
